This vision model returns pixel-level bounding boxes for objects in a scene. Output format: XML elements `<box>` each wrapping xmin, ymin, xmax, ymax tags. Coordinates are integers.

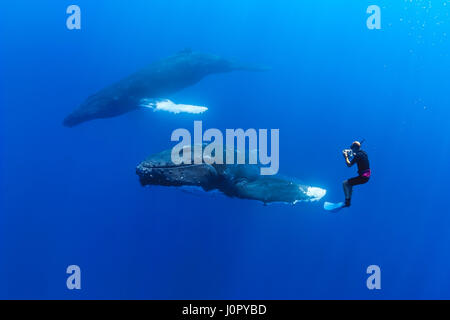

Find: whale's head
<box><xmin>136</xmin><ymin>147</ymin><xmax>219</xmax><ymax>189</ymax></box>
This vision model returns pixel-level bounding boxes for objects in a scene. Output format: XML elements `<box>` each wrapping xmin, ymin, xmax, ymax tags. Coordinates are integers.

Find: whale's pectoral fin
<box><xmin>139</xmin><ymin>98</ymin><xmax>208</xmax><ymax>115</ymax></box>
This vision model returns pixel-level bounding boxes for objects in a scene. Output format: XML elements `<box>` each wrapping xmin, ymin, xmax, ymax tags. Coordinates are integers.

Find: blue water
<box><xmin>1</xmin><ymin>0</ymin><xmax>449</xmax><ymax>299</ymax></box>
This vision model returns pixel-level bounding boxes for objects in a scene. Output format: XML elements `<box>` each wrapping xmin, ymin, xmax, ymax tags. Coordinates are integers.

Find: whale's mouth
<box><xmin>144</xmin><ymin>163</ymin><xmax>200</xmax><ymax>170</ymax></box>
<box><xmin>140</xmin><ymin>98</ymin><xmax>208</xmax><ymax>114</ymax></box>
<box><xmin>136</xmin><ymin>156</ymin><xmax>219</xmax><ymax>187</ymax></box>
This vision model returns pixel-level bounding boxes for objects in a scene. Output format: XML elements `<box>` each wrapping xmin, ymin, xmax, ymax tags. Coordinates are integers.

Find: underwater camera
<box><xmin>343</xmin><ymin>149</ymin><xmax>354</xmax><ymax>158</ymax></box>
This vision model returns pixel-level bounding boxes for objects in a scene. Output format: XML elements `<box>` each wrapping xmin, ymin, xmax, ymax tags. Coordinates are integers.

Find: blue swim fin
<box><xmin>324</xmin><ymin>201</ymin><xmax>345</xmax><ymax>212</ymax></box>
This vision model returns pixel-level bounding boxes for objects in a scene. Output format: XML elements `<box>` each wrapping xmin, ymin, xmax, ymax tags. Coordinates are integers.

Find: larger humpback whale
<box><xmin>63</xmin><ymin>50</ymin><xmax>266</xmax><ymax>127</ymax></box>
<box><xmin>136</xmin><ymin>145</ymin><xmax>327</xmax><ymax>205</ymax></box>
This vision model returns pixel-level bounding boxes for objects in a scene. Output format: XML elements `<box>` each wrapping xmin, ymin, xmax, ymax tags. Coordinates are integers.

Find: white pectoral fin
<box><xmin>139</xmin><ymin>98</ymin><xmax>208</xmax><ymax>114</ymax></box>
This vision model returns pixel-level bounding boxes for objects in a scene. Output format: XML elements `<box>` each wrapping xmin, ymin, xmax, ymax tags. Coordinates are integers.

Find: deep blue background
<box><xmin>1</xmin><ymin>0</ymin><xmax>449</xmax><ymax>299</ymax></box>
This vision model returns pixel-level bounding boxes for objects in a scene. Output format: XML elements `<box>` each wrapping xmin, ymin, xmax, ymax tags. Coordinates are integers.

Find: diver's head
<box><xmin>350</xmin><ymin>141</ymin><xmax>361</xmax><ymax>152</ymax></box>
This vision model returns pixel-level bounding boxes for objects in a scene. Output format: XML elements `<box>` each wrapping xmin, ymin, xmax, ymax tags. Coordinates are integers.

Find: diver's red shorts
<box><xmin>348</xmin><ymin>169</ymin><xmax>371</xmax><ymax>186</ymax></box>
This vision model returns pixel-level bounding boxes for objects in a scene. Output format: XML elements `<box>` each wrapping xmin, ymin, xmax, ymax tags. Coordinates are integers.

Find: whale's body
<box><xmin>136</xmin><ymin>146</ymin><xmax>326</xmax><ymax>205</ymax></box>
<box><xmin>64</xmin><ymin>50</ymin><xmax>264</xmax><ymax>127</ymax></box>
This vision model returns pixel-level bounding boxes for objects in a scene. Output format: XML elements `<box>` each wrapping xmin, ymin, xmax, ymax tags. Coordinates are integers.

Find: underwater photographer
<box><xmin>341</xmin><ymin>140</ymin><xmax>371</xmax><ymax>208</ymax></box>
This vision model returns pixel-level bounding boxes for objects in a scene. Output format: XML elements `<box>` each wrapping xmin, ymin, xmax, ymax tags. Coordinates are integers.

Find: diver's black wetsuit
<box><xmin>348</xmin><ymin>150</ymin><xmax>371</xmax><ymax>185</ymax></box>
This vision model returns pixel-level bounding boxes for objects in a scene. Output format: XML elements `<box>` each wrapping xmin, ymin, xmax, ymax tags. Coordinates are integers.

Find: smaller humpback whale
<box><xmin>136</xmin><ymin>145</ymin><xmax>326</xmax><ymax>205</ymax></box>
<box><xmin>63</xmin><ymin>50</ymin><xmax>266</xmax><ymax>127</ymax></box>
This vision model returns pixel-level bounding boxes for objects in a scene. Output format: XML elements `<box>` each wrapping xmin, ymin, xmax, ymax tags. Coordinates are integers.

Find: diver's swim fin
<box><xmin>324</xmin><ymin>201</ymin><xmax>345</xmax><ymax>212</ymax></box>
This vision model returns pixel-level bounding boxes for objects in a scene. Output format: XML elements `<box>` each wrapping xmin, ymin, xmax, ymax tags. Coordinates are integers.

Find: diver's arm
<box><xmin>342</xmin><ymin>150</ymin><xmax>353</xmax><ymax>167</ymax></box>
<box><xmin>345</xmin><ymin>155</ymin><xmax>353</xmax><ymax>167</ymax></box>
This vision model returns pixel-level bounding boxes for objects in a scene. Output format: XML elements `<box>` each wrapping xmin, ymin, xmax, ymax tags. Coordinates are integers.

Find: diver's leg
<box><xmin>343</xmin><ymin>176</ymin><xmax>368</xmax><ymax>207</ymax></box>
<box><xmin>343</xmin><ymin>180</ymin><xmax>353</xmax><ymax>207</ymax></box>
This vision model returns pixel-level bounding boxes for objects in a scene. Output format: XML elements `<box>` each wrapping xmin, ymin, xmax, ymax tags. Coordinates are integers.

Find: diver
<box><xmin>342</xmin><ymin>141</ymin><xmax>370</xmax><ymax>207</ymax></box>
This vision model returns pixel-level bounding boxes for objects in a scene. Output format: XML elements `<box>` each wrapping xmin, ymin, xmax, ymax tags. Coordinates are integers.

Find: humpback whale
<box><xmin>63</xmin><ymin>50</ymin><xmax>266</xmax><ymax>127</ymax></box>
<box><xmin>136</xmin><ymin>146</ymin><xmax>326</xmax><ymax>205</ymax></box>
